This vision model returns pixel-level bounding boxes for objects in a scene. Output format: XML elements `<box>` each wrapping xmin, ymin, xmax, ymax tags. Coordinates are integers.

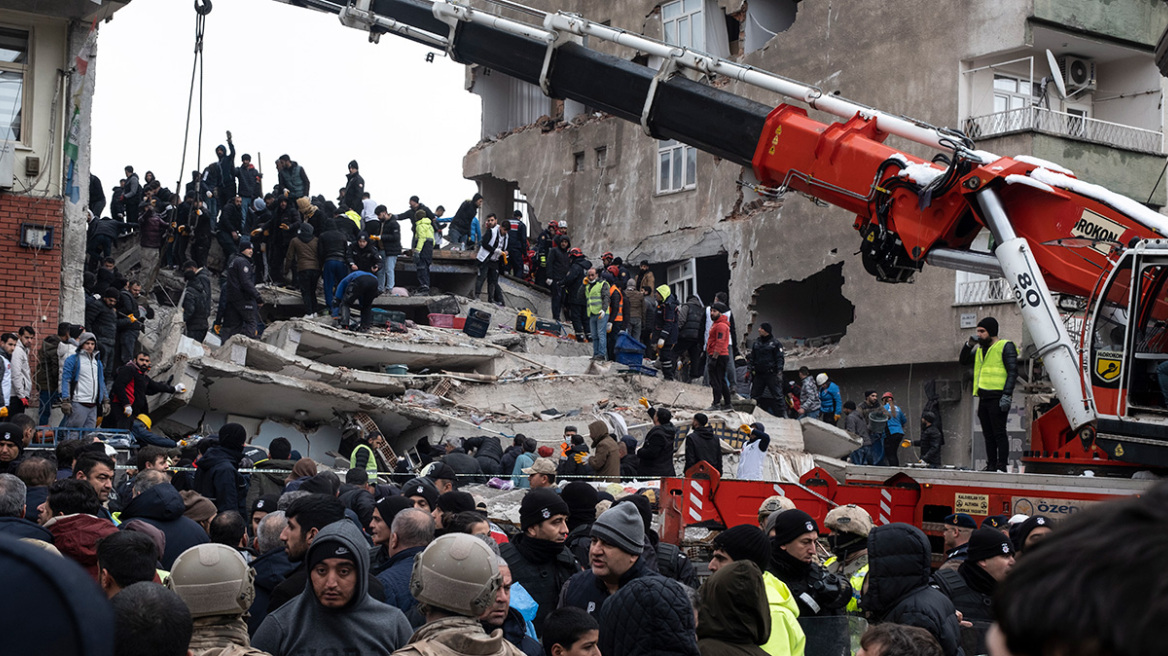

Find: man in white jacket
<box><xmin>10</xmin><ymin>327</ymin><xmax>34</xmax><ymax>416</ymax></box>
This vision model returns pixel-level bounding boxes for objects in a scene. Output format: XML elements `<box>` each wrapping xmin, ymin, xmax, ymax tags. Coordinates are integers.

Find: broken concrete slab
<box><xmin>799</xmin><ymin>417</ymin><xmax>862</xmax><ymax>459</ymax></box>
<box><xmin>263</xmin><ymin>319</ymin><xmax>502</xmax><ymax>373</ymax></box>
<box><xmin>169</xmin><ymin>355</ymin><xmax>448</xmax><ymax>452</ymax></box>
<box><xmin>214</xmin><ymin>335</ymin><xmax>407</xmax><ymax>396</ymax></box>
<box><xmin>812</xmin><ymin>454</ymin><xmax>849</xmax><ymax>482</ymax></box>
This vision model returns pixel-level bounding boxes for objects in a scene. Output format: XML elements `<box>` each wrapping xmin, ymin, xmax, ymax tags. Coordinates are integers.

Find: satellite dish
<box><xmin>1046</xmin><ymin>49</ymin><xmax>1067</xmax><ymax>99</ymax></box>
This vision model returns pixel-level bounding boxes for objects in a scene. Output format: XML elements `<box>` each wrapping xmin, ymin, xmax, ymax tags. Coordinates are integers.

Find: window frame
<box><xmin>661</xmin><ymin>0</ymin><xmax>705</xmax><ymax>51</ymax></box>
<box><xmin>0</xmin><ymin>24</ymin><xmax>31</xmax><ymax>147</ymax></box>
<box><xmin>656</xmin><ymin>139</ymin><xmax>697</xmax><ymax>195</ymax></box>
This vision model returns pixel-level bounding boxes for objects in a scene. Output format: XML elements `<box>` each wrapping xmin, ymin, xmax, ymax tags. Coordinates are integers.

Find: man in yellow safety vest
<box><xmin>958</xmin><ymin>317</ymin><xmax>1018</xmax><ymax>472</ymax></box>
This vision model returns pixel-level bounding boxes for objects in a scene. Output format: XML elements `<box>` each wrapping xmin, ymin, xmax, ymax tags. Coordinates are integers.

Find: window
<box><xmin>0</xmin><ymin>27</ymin><xmax>29</xmax><ymax>143</ymax></box>
<box><xmin>667</xmin><ymin>259</ymin><xmax>696</xmax><ymax>302</ymax></box>
<box><xmin>511</xmin><ymin>187</ymin><xmax>531</xmax><ymax>225</ymax></box>
<box><xmin>595</xmin><ymin>146</ymin><xmax>607</xmax><ymax>169</ymax></box>
<box><xmin>572</xmin><ymin>151</ymin><xmax>584</xmax><ymax>172</ymax></box>
<box><xmin>662</xmin><ymin>0</ymin><xmax>704</xmax><ymax>50</ymax></box>
<box><xmin>657</xmin><ymin>139</ymin><xmax>697</xmax><ymax>194</ymax></box>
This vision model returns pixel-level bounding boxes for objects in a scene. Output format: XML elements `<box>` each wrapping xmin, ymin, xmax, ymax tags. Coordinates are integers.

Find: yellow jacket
<box><xmin>415</xmin><ymin>217</ymin><xmax>434</xmax><ymax>252</ymax></box>
<box><xmin>762</xmin><ymin>571</ymin><xmax>807</xmax><ymax>656</ymax></box>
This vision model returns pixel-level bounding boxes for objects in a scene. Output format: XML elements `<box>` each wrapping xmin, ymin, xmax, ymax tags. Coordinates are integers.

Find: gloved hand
<box><xmin>657</xmin><ymin>339</ymin><xmax>665</xmax><ymax>349</ymax></box>
<box><xmin>19</xmin><ymin>398</ymin><xmax>27</xmax><ymax>408</ymax></box>
<box><xmin>251</xmin><ymin>229</ymin><xmax>262</xmax><ymax>236</ymax></box>
<box><xmin>369</xmin><ymin>235</ymin><xmax>380</xmax><ymax>241</ymax></box>
<box><xmin>178</xmin><ymin>226</ymin><xmax>188</xmax><ymax>235</ymax></box>
<box><xmin>280</xmin><ymin>223</ymin><xmax>289</xmax><ymax>230</ymax></box>
<box><xmin>206</xmin><ymin>190</ymin><xmax>213</xmax><ymax>198</ymax></box>
<box><xmin>606</xmin><ymin>322</ymin><xmax>613</xmax><ymax>333</ymax></box>
<box><xmin>638</xmin><ymin>397</ymin><xmax>650</xmax><ymax>408</ymax></box>
<box><xmin>101</xmin><ymin>400</ymin><xmax>110</xmax><ymax>416</ymax></box>
<box><xmin>173</xmin><ymin>383</ymin><xmax>187</xmax><ymax>394</ymax></box>
<box><xmin>170</xmin><ymin>222</ymin><xmax>177</xmax><ymax>229</ymax></box>
<box><xmin>0</xmin><ymin>407</ymin><xmax>8</xmax><ymax>419</ymax></box>
<box><xmin>739</xmin><ymin>423</ymin><xmax>753</xmax><ymax>434</ymax></box>
<box><xmin>124</xmin><ymin>405</ymin><xmax>133</xmax><ymax>417</ymax></box>
<box><xmin>545</xmin><ymin>279</ymin><xmax>552</xmax><ymax>286</ymax></box>
<box><xmin>128</xmin><ymin>314</ymin><xmax>137</xmax><ymax>323</ymax></box>
<box><xmin>60</xmin><ymin>400</ymin><xmax>73</xmax><ymax>416</ymax></box>
<box><xmin>834</xmin><ymin>414</ymin><xmax>841</xmax><ymax>422</ymax></box>
<box><xmin>999</xmin><ymin>395</ymin><xmax>1012</xmax><ymax>411</ymax></box>
<box><xmin>573</xmin><ymin>451</ymin><xmax>587</xmax><ymax>464</ymax></box>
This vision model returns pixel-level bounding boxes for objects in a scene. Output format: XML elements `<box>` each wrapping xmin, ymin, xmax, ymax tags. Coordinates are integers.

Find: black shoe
<box><xmin>980</xmin><ymin>464</ymin><xmax>996</xmax><ymax>472</ymax></box>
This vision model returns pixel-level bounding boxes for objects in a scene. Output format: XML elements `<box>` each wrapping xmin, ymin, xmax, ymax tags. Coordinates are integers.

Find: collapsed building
<box><xmin>451</xmin><ymin>0</ymin><xmax>1168</xmax><ymax>469</ymax></box>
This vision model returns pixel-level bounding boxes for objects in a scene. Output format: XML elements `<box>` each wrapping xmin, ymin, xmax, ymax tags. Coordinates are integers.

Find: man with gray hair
<box><xmin>248</xmin><ymin>510</ymin><xmax>295</xmax><ymax>635</ymax></box>
<box><xmin>377</xmin><ymin>507</ymin><xmax>435</xmax><ymax>615</ymax></box>
<box><xmin>118</xmin><ymin>468</ymin><xmax>208</xmax><ymax>569</ymax></box>
<box><xmin>0</xmin><ymin>472</ymin><xmax>51</xmax><ymax>542</ymax></box>
<box><xmin>277</xmin><ymin>490</ymin><xmax>310</xmax><ymax>511</ymax></box>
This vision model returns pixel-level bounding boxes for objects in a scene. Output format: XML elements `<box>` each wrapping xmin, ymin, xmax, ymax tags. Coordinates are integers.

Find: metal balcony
<box><xmin>964</xmin><ymin>106</ymin><xmax>1164</xmax><ymax>155</ymax></box>
<box><xmin>956</xmin><ymin>278</ymin><xmax>1014</xmax><ymax>306</ymax></box>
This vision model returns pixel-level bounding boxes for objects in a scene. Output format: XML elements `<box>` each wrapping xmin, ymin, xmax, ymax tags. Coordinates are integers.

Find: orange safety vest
<box><xmin>610</xmin><ymin>286</ymin><xmax>624</xmax><ymax>322</ymax></box>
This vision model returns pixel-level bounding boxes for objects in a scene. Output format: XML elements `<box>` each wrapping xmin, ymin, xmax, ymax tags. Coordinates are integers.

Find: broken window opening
<box><xmin>511</xmin><ymin>186</ymin><xmax>534</xmax><ymax>228</ymax></box>
<box><xmin>573</xmin><ymin>151</ymin><xmax>585</xmax><ymax>172</ymax></box>
<box><xmin>751</xmin><ymin>263</ymin><xmax>855</xmax><ymax>345</ymax></box>
<box><xmin>725</xmin><ymin>13</ymin><xmax>741</xmax><ymax>57</ymax></box>
<box><xmin>595</xmin><ymin>146</ymin><xmax>608</xmax><ymax>168</ymax></box>
<box><xmin>660</xmin><ymin>253</ymin><xmax>730</xmax><ymax>304</ymax></box>
<box><xmin>743</xmin><ymin>0</ymin><xmax>798</xmax><ymax>53</ymax></box>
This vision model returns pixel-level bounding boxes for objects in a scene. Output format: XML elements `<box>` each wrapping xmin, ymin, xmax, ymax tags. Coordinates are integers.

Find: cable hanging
<box><xmin>176</xmin><ymin>0</ymin><xmax>212</xmax><ymax>193</ymax></box>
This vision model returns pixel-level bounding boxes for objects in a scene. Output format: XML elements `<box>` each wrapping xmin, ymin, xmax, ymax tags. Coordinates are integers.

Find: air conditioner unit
<box><xmin>0</xmin><ymin>142</ymin><xmax>13</xmax><ymax>189</ymax></box>
<box><xmin>1057</xmin><ymin>55</ymin><xmax>1097</xmax><ymax>94</ymax></box>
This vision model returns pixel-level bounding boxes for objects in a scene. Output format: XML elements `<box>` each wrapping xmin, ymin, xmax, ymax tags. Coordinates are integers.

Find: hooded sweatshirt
<box><xmin>697</xmin><ymin>561</ymin><xmax>771</xmax><ymax>656</ymax></box>
<box><xmin>761</xmin><ymin>572</ymin><xmax>805</xmax><ymax>656</ymax></box>
<box><xmin>253</xmin><ymin>521</ymin><xmax>412</xmax><ymax>655</ymax></box>
<box><xmin>861</xmin><ymin>523</ymin><xmax>963</xmax><ymax>656</ymax></box>
<box><xmin>684</xmin><ymin>424</ymin><xmax>722</xmax><ymax>474</ymax></box>
<box><xmin>116</xmin><ymin>482</ymin><xmax>210</xmax><ymax>569</ymax></box>
<box><xmin>44</xmin><ymin>513</ymin><xmax>118</xmax><ymax>581</ymax></box>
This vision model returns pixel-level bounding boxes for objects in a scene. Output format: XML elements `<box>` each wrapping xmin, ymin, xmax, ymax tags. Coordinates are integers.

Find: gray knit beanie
<box><xmin>591</xmin><ymin>502</ymin><xmax>645</xmax><ymax>555</ymax></box>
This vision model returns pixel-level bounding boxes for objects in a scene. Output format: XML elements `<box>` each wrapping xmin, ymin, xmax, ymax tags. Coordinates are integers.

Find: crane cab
<box><xmin>1082</xmin><ymin>240</ymin><xmax>1168</xmax><ymax>466</ymax></box>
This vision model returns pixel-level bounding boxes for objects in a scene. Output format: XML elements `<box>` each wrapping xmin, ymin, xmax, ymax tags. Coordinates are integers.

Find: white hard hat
<box><xmin>816</xmin><ymin>373</ymin><xmax>829</xmax><ymax>386</ymax></box>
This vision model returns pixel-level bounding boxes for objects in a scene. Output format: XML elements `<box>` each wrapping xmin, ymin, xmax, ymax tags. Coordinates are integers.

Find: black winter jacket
<box><xmin>462</xmin><ymin>436</ymin><xmax>504</xmax><ymax>476</ymax></box>
<box><xmin>218</xmin><ymin>202</ymin><xmax>243</xmax><ymax>236</ymax></box>
<box><xmin>638</xmin><ymin>423</ymin><xmax>677</xmax><ymax>477</ymax></box>
<box><xmin>118</xmin><ymin>482</ymin><xmax>210</xmax><ymax>569</ymax></box>
<box><xmin>347</xmin><ymin>240</ymin><xmax>383</xmax><ymax>272</ymax></box>
<box><xmin>90</xmin><ymin>217</ymin><xmax>120</xmax><ymax>241</ymax></box>
<box><xmin>343</xmin><ymin>172</ymin><xmax>365</xmax><ymax>213</ymax></box>
<box><xmin>85</xmin><ymin>295</ymin><xmax>117</xmax><ymax>348</ymax></box>
<box><xmin>183</xmin><ymin>269</ymin><xmax>213</xmax><ymax>326</ymax></box>
<box><xmin>862</xmin><ymin>523</ymin><xmax>963</xmax><ymax>656</ymax></box>
<box><xmin>750</xmin><ymin>334</ymin><xmax>784</xmax><ymax>375</ymax></box>
<box><xmin>596</xmin><ymin>574</ymin><xmax>699</xmax><ymax>656</ymax></box>
<box><xmin>559</xmin><ymin>556</ymin><xmax>656</xmax><ymax>620</ymax></box>
<box><xmin>193</xmin><ymin>445</ymin><xmax>249</xmax><ymax>517</ymax></box>
<box><xmin>223</xmin><ymin>252</ymin><xmax>261</xmax><ymax>305</ymax></box>
<box><xmin>338</xmin><ymin>483</ymin><xmax>375</xmax><ymax>530</ymax></box>
<box><xmin>236</xmin><ymin>163</ymin><xmax>261</xmax><ymax>199</ymax></box>
<box><xmin>767</xmin><ymin>547</ymin><xmax>850</xmax><ymax>618</ymax></box>
<box><xmin>317</xmin><ymin>226</ymin><xmax>349</xmax><ymax>262</ymax></box>
<box><xmin>684</xmin><ymin>425</ymin><xmax>722</xmax><ymax>474</ymax></box>
<box><xmin>678</xmin><ymin>296</ymin><xmax>705</xmax><ymax>341</ymax></box>
<box><xmin>564</xmin><ymin>258</ymin><xmax>591</xmax><ymax>304</ymax></box>
<box><xmin>499</xmin><ymin>445</ymin><xmax>524</xmax><ymax>478</ymax></box>
<box><xmin>548</xmin><ymin>246</ymin><xmax>571</xmax><ymax>282</ymax></box>
<box><xmin>248</xmin><ymin>547</ymin><xmax>296</xmax><ymax>636</ymax></box>
<box><xmin>501</xmin><ymin>534</ymin><xmax>580</xmax><ymax>634</ymax></box>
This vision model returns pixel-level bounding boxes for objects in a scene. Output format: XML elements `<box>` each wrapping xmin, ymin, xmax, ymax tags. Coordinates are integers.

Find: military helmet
<box><xmin>824</xmin><ymin>504</ymin><xmax>874</xmax><ymax>537</ymax></box>
<box><xmin>166</xmin><ymin>544</ymin><xmax>256</xmax><ymax>617</ymax></box>
<box><xmin>409</xmin><ymin>533</ymin><xmax>502</xmax><ymax>617</ymax></box>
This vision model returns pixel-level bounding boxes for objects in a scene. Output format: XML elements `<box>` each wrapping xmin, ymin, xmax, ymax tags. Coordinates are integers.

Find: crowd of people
<box><xmin>0</xmin><ymin>413</ymin><xmax>1159</xmax><ymax>656</ymax></box>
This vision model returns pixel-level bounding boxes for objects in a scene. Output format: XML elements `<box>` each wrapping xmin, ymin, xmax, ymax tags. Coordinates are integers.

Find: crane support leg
<box><xmin>975</xmin><ymin>188</ymin><xmax>1095</xmax><ymax>431</ymax></box>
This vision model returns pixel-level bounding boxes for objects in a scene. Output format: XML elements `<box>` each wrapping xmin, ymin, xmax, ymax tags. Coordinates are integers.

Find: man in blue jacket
<box><xmin>817</xmin><ymin>373</ymin><xmax>843</xmax><ymax>426</ymax></box>
<box><xmin>373</xmin><ymin>506</ymin><xmax>433</xmax><ymax>617</ymax></box>
<box><xmin>59</xmin><ymin>332</ymin><xmax>106</xmax><ymax>429</ymax></box>
<box><xmin>333</xmin><ymin>270</ymin><xmax>379</xmax><ymax>332</ymax></box>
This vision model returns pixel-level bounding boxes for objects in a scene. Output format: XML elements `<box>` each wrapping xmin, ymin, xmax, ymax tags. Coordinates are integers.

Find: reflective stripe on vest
<box><xmin>586</xmin><ymin>281</ymin><xmax>607</xmax><ymax>316</ymax></box>
<box><xmin>973</xmin><ymin>339</ymin><xmax>1011</xmax><ymax>396</ymax></box>
<box><xmin>350</xmin><ymin>443</ymin><xmax>377</xmax><ymax>473</ymax></box>
<box><xmin>824</xmin><ymin>557</ymin><xmax>869</xmax><ymax>613</ymax></box>
<box><xmin>610</xmin><ymin>286</ymin><xmax>623</xmax><ymax>322</ymax></box>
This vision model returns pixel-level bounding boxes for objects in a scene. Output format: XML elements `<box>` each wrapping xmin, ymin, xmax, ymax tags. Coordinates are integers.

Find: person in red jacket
<box><xmin>40</xmin><ymin>478</ymin><xmax>118</xmax><ymax>581</ymax></box>
<box><xmin>707</xmin><ymin>302</ymin><xmax>732</xmax><ymax>410</ymax></box>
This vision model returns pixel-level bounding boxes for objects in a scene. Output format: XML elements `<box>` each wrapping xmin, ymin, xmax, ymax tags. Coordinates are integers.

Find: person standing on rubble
<box><xmin>414</xmin><ymin>210</ymin><xmax>435</xmax><ymax>295</ymax></box>
<box><xmin>750</xmin><ymin>323</ymin><xmax>786</xmax><ymax>417</ymax></box>
<box><xmin>586</xmin><ymin>421</ymin><xmax>620</xmax><ymax>480</ymax></box>
<box><xmin>564</xmin><ymin>249</ymin><xmax>591</xmax><ymax>342</ymax></box>
<box><xmin>222</xmin><ymin>239</ymin><xmax>263</xmax><ymax>340</ymax></box>
<box><xmin>584</xmin><ymin>268</ymin><xmax>610</xmax><ymax>361</ymax></box>
<box><xmin>548</xmin><ymin>236</ymin><xmax>572</xmax><ymax>321</ymax></box>
<box><xmin>684</xmin><ymin>413</ymin><xmax>722</xmax><ymax>475</ymax></box>
<box><xmin>653</xmin><ymin>285</ymin><xmax>680</xmax><ymax>380</ymax></box>
<box><xmin>637</xmin><ymin>406</ymin><xmax>677</xmax><ymax>478</ymax></box>
<box><xmin>333</xmin><ymin>269</ymin><xmax>379</xmax><ymax>332</ymax></box>
<box><xmin>109</xmin><ymin>351</ymin><xmax>185</xmax><ymax>430</ymax></box>
<box><xmin>462</xmin><ymin>436</ymin><xmax>504</xmax><ymax>477</ymax></box>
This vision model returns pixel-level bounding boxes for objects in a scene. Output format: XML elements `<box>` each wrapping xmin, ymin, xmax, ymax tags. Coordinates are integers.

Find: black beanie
<box><xmin>561</xmin><ymin>482</ymin><xmax>599</xmax><ymax>523</ymax></box>
<box><xmin>348</xmin><ymin>159</ymin><xmax>359</xmax><ymax>170</ymax></box>
<box><xmin>759</xmin><ymin>322</ymin><xmax>773</xmax><ymax>335</ymax></box>
<box><xmin>1015</xmin><ymin>515</ymin><xmax>1052</xmax><ymax>549</ymax></box>
<box><xmin>402</xmin><ymin>477</ymin><xmax>439</xmax><ymax>510</ymax></box>
<box><xmin>218</xmin><ymin>423</ymin><xmax>247</xmax><ymax>451</ymax></box>
<box><xmin>436</xmin><ymin>491</ymin><xmax>476</xmax><ymax>514</ymax></box>
<box><xmin>771</xmin><ymin>509</ymin><xmax>819</xmax><ymax>546</ymax></box>
<box><xmin>966</xmin><ymin>527</ymin><xmax>1014</xmax><ymax>561</ymax></box>
<box><xmin>713</xmin><ymin>524</ymin><xmax>770</xmax><ymax>571</ymax></box>
<box><xmin>520</xmin><ymin>489</ymin><xmax>569</xmax><ymax>532</ymax></box>
<box><xmin>374</xmin><ymin>496</ymin><xmax>414</xmax><ymax>527</ymax></box>
<box><xmin>977</xmin><ymin>317</ymin><xmax>999</xmax><ymax>337</ymax></box>
<box><xmin>307</xmin><ymin>538</ymin><xmax>359</xmax><ymax>570</ymax></box>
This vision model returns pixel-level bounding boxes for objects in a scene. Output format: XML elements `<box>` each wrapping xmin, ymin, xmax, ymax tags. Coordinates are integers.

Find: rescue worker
<box><xmin>816</xmin><ymin>374</ymin><xmax>842</xmax><ymax>426</ymax></box>
<box><xmin>675</xmin><ymin>294</ymin><xmax>705</xmax><ymax>383</ymax></box>
<box><xmin>506</xmin><ymin>210</ymin><xmax>528</xmax><ymax>278</ymax></box>
<box><xmin>222</xmin><ymin>239</ymin><xmax>262</xmax><ymax>340</ymax></box>
<box><xmin>350</xmin><ymin>431</ymin><xmax>389</xmax><ymax>479</ymax></box>
<box><xmin>605</xmin><ymin>274</ymin><xmax>625</xmax><ymax>361</ymax></box>
<box><xmin>958</xmin><ymin>316</ymin><xmax>1018</xmax><ymax>472</ymax></box>
<box><xmin>393</xmin><ymin>533</ymin><xmax>525</xmax><ymax>656</ymax></box>
<box><xmin>707</xmin><ymin>524</ymin><xmax>806</xmax><ymax>656</ymax></box>
<box><xmin>764</xmin><ymin>509</ymin><xmax>850</xmax><ymax>619</ymax></box>
<box><xmin>684</xmin><ymin>413</ymin><xmax>723</xmax><ymax>474</ymax></box>
<box><xmin>757</xmin><ymin>496</ymin><xmax>795</xmax><ymax>530</ymax></box>
<box><xmin>937</xmin><ymin>513</ymin><xmax>976</xmax><ymax>572</ymax></box>
<box><xmin>932</xmin><ymin>528</ymin><xmax>1015</xmax><ymax>656</ymax></box>
<box><xmin>653</xmin><ymin>285</ymin><xmax>679</xmax><ymax>380</ymax></box>
<box><xmin>822</xmin><ymin>504</ymin><xmax>872</xmax><ymax>614</ymax></box>
<box><xmin>547</xmin><ymin>237</ymin><xmax>572</xmax><ymax>320</ymax></box>
<box><xmin>736</xmin><ymin>423</ymin><xmax>770</xmax><ymax>482</ymax></box>
<box><xmin>749</xmin><ymin>323</ymin><xmax>786</xmax><ymax>417</ymax></box>
<box><xmin>414</xmin><ymin>210</ymin><xmax>435</xmax><ymax>294</ymax></box>
<box><xmin>584</xmin><ymin>268</ymin><xmax>610</xmax><ymax>360</ymax></box>
<box><xmin>167</xmin><ymin>543</ymin><xmax>268</xmax><ymax>656</ymax></box>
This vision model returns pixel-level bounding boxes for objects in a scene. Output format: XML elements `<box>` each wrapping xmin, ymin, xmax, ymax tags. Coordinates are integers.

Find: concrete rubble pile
<box><xmin>126</xmin><ymin>266</ymin><xmax>861</xmax><ymax>492</ymax></box>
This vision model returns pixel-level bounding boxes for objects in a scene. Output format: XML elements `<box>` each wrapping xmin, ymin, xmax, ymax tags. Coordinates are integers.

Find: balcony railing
<box><xmin>956</xmin><ymin>278</ymin><xmax>1014</xmax><ymax>306</ymax></box>
<box><xmin>964</xmin><ymin>106</ymin><xmax>1164</xmax><ymax>155</ymax></box>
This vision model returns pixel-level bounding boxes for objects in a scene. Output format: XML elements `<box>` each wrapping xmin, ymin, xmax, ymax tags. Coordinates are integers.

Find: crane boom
<box><xmin>280</xmin><ymin>0</ymin><xmax>1168</xmax><ymax>465</ymax></box>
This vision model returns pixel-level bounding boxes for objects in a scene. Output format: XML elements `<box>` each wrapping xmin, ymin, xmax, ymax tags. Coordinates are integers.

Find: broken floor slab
<box><xmin>799</xmin><ymin>417</ymin><xmax>862</xmax><ymax>459</ymax></box>
<box><xmin>263</xmin><ymin>319</ymin><xmax>502</xmax><ymax>373</ymax></box>
<box><xmin>167</xmin><ymin>354</ymin><xmax>448</xmax><ymax>452</ymax></box>
<box><xmin>213</xmin><ymin>335</ymin><xmax>406</xmax><ymax>396</ymax></box>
